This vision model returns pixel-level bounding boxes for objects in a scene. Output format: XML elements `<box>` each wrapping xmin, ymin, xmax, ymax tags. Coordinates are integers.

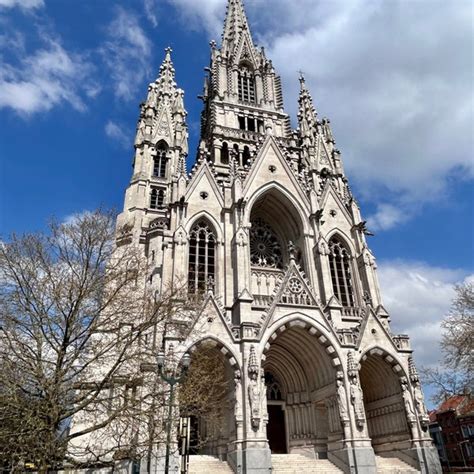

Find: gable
<box><xmin>243</xmin><ymin>137</ymin><xmax>311</xmax><ymax>215</ymax></box>
<box><xmin>185</xmin><ymin>162</ymin><xmax>224</xmax><ymax>215</ymax></box>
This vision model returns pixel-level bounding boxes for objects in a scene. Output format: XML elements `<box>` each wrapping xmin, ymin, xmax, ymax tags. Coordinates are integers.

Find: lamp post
<box><xmin>157</xmin><ymin>348</ymin><xmax>191</xmax><ymax>474</ymax></box>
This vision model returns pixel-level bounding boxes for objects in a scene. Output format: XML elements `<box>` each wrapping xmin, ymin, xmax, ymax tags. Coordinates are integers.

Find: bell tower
<box><xmin>119</xmin><ymin>47</ymin><xmax>188</xmax><ymax>240</ymax></box>
<box><xmin>199</xmin><ymin>0</ymin><xmax>291</xmax><ymax>177</ymax></box>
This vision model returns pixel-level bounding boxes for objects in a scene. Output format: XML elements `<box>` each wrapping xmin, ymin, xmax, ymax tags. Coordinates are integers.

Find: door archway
<box><xmin>262</xmin><ymin>322</ymin><xmax>341</xmax><ymax>458</ymax></box>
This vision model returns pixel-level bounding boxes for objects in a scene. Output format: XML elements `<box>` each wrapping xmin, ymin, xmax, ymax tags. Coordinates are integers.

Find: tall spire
<box><xmin>221</xmin><ymin>0</ymin><xmax>253</xmax><ymax>54</ymax></box>
<box><xmin>297</xmin><ymin>74</ymin><xmax>318</xmax><ymax>142</ymax></box>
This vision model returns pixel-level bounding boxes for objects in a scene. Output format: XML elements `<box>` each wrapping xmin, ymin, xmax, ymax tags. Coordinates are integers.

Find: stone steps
<box><xmin>272</xmin><ymin>454</ymin><xmax>343</xmax><ymax>473</ymax></box>
<box><xmin>187</xmin><ymin>455</ymin><xmax>233</xmax><ymax>474</ymax></box>
<box><xmin>375</xmin><ymin>455</ymin><xmax>420</xmax><ymax>473</ymax></box>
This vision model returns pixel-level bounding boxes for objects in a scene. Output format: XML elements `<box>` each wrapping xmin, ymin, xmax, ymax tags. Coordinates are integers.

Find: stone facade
<box><xmin>105</xmin><ymin>1</ymin><xmax>441</xmax><ymax>472</ymax></box>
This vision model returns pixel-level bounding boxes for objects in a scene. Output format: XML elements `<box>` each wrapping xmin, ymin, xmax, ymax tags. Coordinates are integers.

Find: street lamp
<box><xmin>157</xmin><ymin>348</ymin><xmax>191</xmax><ymax>474</ymax></box>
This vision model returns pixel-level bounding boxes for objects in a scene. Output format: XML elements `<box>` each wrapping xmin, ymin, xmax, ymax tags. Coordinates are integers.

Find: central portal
<box><xmin>264</xmin><ymin>324</ymin><xmax>338</xmax><ymax>458</ymax></box>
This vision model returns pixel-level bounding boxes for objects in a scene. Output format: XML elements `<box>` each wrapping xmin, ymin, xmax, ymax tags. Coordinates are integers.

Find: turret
<box><xmin>198</xmin><ymin>0</ymin><xmax>291</xmax><ymax>178</ymax></box>
<box><xmin>117</xmin><ymin>48</ymin><xmax>189</xmax><ymax>238</ymax></box>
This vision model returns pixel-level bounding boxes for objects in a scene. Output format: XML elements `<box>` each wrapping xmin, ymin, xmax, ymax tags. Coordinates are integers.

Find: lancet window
<box><xmin>153</xmin><ymin>142</ymin><xmax>168</xmax><ymax>178</ymax></box>
<box><xmin>250</xmin><ymin>218</ymin><xmax>283</xmax><ymax>269</ymax></box>
<box><xmin>188</xmin><ymin>220</ymin><xmax>216</xmax><ymax>294</ymax></box>
<box><xmin>150</xmin><ymin>188</ymin><xmax>165</xmax><ymax>209</ymax></box>
<box><xmin>328</xmin><ymin>237</ymin><xmax>355</xmax><ymax>307</ymax></box>
<box><xmin>238</xmin><ymin>66</ymin><xmax>256</xmax><ymax>104</ymax></box>
<box><xmin>221</xmin><ymin>142</ymin><xmax>229</xmax><ymax>164</ymax></box>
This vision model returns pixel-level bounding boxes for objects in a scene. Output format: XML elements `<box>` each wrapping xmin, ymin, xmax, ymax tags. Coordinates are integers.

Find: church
<box><xmin>97</xmin><ymin>0</ymin><xmax>441</xmax><ymax>472</ymax></box>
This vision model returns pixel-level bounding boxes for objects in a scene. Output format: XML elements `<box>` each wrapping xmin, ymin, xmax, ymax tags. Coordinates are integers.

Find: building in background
<box><xmin>429</xmin><ymin>394</ymin><xmax>474</xmax><ymax>471</ymax></box>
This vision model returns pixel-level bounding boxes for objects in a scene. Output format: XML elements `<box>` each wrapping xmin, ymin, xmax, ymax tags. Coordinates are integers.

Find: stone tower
<box><xmin>114</xmin><ymin>1</ymin><xmax>441</xmax><ymax>473</ymax></box>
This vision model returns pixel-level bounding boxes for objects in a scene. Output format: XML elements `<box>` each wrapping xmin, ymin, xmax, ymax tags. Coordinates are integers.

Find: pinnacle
<box><xmin>154</xmin><ymin>47</ymin><xmax>176</xmax><ymax>94</ymax></box>
<box><xmin>221</xmin><ymin>0</ymin><xmax>253</xmax><ymax>53</ymax></box>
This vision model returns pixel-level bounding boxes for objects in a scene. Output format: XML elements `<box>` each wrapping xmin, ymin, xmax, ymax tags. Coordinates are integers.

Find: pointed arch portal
<box><xmin>263</xmin><ymin>322</ymin><xmax>340</xmax><ymax>457</ymax></box>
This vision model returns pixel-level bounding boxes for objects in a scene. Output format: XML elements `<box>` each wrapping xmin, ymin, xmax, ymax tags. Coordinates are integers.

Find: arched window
<box><xmin>243</xmin><ymin>146</ymin><xmax>251</xmax><ymax>167</ymax></box>
<box><xmin>153</xmin><ymin>142</ymin><xmax>168</xmax><ymax>178</ymax></box>
<box><xmin>328</xmin><ymin>237</ymin><xmax>355</xmax><ymax>307</ymax></box>
<box><xmin>221</xmin><ymin>142</ymin><xmax>229</xmax><ymax>165</ymax></box>
<box><xmin>188</xmin><ymin>220</ymin><xmax>216</xmax><ymax>294</ymax></box>
<box><xmin>238</xmin><ymin>66</ymin><xmax>255</xmax><ymax>104</ymax></box>
<box><xmin>150</xmin><ymin>188</ymin><xmax>165</xmax><ymax>209</ymax></box>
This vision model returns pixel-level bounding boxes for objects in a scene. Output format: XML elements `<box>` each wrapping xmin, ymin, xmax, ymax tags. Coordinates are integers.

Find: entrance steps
<box><xmin>272</xmin><ymin>454</ymin><xmax>343</xmax><ymax>473</ymax></box>
<box><xmin>188</xmin><ymin>455</ymin><xmax>233</xmax><ymax>474</ymax></box>
<box><xmin>375</xmin><ymin>455</ymin><xmax>420</xmax><ymax>473</ymax></box>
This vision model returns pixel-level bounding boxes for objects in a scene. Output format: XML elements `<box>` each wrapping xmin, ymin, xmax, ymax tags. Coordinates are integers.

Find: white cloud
<box><xmin>105</xmin><ymin>120</ymin><xmax>131</xmax><ymax>149</ymax></box>
<box><xmin>143</xmin><ymin>0</ymin><xmax>158</xmax><ymax>28</ymax></box>
<box><xmin>166</xmin><ymin>0</ymin><xmax>473</xmax><ymax>223</ymax></box>
<box><xmin>378</xmin><ymin>260</ymin><xmax>472</xmax><ymax>369</ymax></box>
<box><xmin>366</xmin><ymin>203</ymin><xmax>410</xmax><ymax>232</ymax></box>
<box><xmin>0</xmin><ymin>0</ymin><xmax>43</xmax><ymax>9</ymax></box>
<box><xmin>101</xmin><ymin>8</ymin><xmax>152</xmax><ymax>100</ymax></box>
<box><xmin>166</xmin><ymin>0</ymin><xmax>225</xmax><ymax>37</ymax></box>
<box><xmin>0</xmin><ymin>36</ymin><xmax>96</xmax><ymax>115</ymax></box>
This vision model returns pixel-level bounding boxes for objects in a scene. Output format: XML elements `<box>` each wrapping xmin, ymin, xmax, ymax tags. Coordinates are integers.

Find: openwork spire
<box><xmin>297</xmin><ymin>74</ymin><xmax>318</xmax><ymax>141</ymax></box>
<box><xmin>222</xmin><ymin>0</ymin><xmax>253</xmax><ymax>54</ymax></box>
<box><xmin>146</xmin><ymin>47</ymin><xmax>177</xmax><ymax>105</ymax></box>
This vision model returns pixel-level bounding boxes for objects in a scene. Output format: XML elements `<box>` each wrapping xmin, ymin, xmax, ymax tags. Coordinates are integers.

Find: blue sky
<box><xmin>0</xmin><ymin>0</ymin><xmax>473</xmax><ymax>403</ymax></box>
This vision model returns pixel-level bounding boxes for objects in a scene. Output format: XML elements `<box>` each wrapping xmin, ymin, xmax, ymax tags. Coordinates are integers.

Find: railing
<box><xmin>251</xmin><ymin>267</ymin><xmax>284</xmax><ymax>308</ymax></box>
<box><xmin>214</xmin><ymin>125</ymin><xmax>264</xmax><ymax>142</ymax></box>
<box><xmin>392</xmin><ymin>334</ymin><xmax>411</xmax><ymax>351</ymax></box>
<box><xmin>342</xmin><ymin>306</ymin><xmax>363</xmax><ymax>318</ymax></box>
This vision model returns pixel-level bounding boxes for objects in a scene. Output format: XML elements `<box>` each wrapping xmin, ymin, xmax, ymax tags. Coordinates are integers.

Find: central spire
<box><xmin>221</xmin><ymin>0</ymin><xmax>253</xmax><ymax>54</ymax></box>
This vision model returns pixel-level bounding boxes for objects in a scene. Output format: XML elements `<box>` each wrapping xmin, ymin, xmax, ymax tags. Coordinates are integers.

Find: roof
<box><xmin>432</xmin><ymin>394</ymin><xmax>473</xmax><ymax>418</ymax></box>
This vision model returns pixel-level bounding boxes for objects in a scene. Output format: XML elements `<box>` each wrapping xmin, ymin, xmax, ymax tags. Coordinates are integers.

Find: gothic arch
<box><xmin>244</xmin><ymin>182</ymin><xmax>311</xmax><ymax>237</ymax></box>
<box><xmin>358</xmin><ymin>348</ymin><xmax>413</xmax><ymax>452</ymax></box>
<box><xmin>260</xmin><ymin>315</ymin><xmax>343</xmax><ymax>376</ymax></box>
<box><xmin>260</xmin><ymin>315</ymin><xmax>343</xmax><ymax>456</ymax></box>
<box><xmin>186</xmin><ymin>212</ymin><xmax>223</xmax><ymax>244</ymax></box>
<box><xmin>359</xmin><ymin>346</ymin><xmax>407</xmax><ymax>380</ymax></box>
<box><xmin>180</xmin><ymin>336</ymin><xmax>241</xmax><ymax>371</ymax></box>
<box><xmin>325</xmin><ymin>229</ymin><xmax>357</xmax><ymax>257</ymax></box>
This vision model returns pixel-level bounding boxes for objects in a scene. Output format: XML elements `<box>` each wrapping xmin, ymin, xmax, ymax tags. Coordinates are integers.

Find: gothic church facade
<box><xmin>114</xmin><ymin>1</ymin><xmax>441</xmax><ymax>472</ymax></box>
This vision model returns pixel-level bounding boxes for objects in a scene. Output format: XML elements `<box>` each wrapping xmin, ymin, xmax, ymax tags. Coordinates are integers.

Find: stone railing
<box><xmin>214</xmin><ymin>125</ymin><xmax>264</xmax><ymax>142</ymax></box>
<box><xmin>342</xmin><ymin>306</ymin><xmax>363</xmax><ymax>318</ymax></box>
<box><xmin>251</xmin><ymin>267</ymin><xmax>284</xmax><ymax>308</ymax></box>
<box><xmin>392</xmin><ymin>334</ymin><xmax>411</xmax><ymax>351</ymax></box>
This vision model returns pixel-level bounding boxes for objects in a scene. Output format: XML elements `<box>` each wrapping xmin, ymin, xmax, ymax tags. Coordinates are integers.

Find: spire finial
<box><xmin>222</xmin><ymin>0</ymin><xmax>253</xmax><ymax>53</ymax></box>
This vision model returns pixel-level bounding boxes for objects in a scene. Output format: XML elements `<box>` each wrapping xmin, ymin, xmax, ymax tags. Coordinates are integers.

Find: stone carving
<box><xmin>336</xmin><ymin>371</ymin><xmax>349</xmax><ymax>424</ymax></box>
<box><xmin>173</xmin><ymin>227</ymin><xmax>187</xmax><ymax>246</ymax></box>
<box><xmin>409</xmin><ymin>357</ymin><xmax>429</xmax><ymax>428</ymax></box>
<box><xmin>400</xmin><ymin>377</ymin><xmax>416</xmax><ymax>424</ymax></box>
<box><xmin>234</xmin><ymin>369</ymin><xmax>243</xmax><ymax>423</ymax></box>
<box><xmin>350</xmin><ymin>379</ymin><xmax>366</xmax><ymax>429</ymax></box>
<box><xmin>347</xmin><ymin>351</ymin><xmax>366</xmax><ymax>429</ymax></box>
<box><xmin>317</xmin><ymin>237</ymin><xmax>330</xmax><ymax>256</ymax></box>
<box><xmin>235</xmin><ymin>227</ymin><xmax>248</xmax><ymax>247</ymax></box>
<box><xmin>362</xmin><ymin>246</ymin><xmax>377</xmax><ymax>268</ymax></box>
<box><xmin>247</xmin><ymin>345</ymin><xmax>264</xmax><ymax>430</ymax></box>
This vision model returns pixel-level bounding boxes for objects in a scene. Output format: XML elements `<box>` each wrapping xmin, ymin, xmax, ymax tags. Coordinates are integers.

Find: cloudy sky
<box><xmin>0</xmin><ymin>0</ymin><xmax>472</xmax><ymax>404</ymax></box>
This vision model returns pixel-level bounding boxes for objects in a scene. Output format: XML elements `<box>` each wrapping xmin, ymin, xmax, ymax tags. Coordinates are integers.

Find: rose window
<box><xmin>250</xmin><ymin>218</ymin><xmax>283</xmax><ymax>269</ymax></box>
<box><xmin>288</xmin><ymin>277</ymin><xmax>303</xmax><ymax>294</ymax></box>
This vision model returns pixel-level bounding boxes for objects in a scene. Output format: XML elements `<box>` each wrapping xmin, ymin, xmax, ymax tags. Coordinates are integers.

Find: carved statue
<box><xmin>350</xmin><ymin>379</ymin><xmax>366</xmax><ymax>429</ymax></box>
<box><xmin>248</xmin><ymin>370</ymin><xmax>261</xmax><ymax>429</ymax></box>
<box><xmin>317</xmin><ymin>237</ymin><xmax>329</xmax><ymax>256</ymax></box>
<box><xmin>401</xmin><ymin>381</ymin><xmax>416</xmax><ymax>423</ymax></box>
<box><xmin>336</xmin><ymin>373</ymin><xmax>349</xmax><ymax>423</ymax></box>
<box><xmin>234</xmin><ymin>370</ymin><xmax>243</xmax><ymax>422</ymax></box>
<box><xmin>247</xmin><ymin>345</ymin><xmax>263</xmax><ymax>430</ymax></box>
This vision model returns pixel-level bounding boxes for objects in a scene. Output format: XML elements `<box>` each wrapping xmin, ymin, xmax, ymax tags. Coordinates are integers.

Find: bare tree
<box><xmin>422</xmin><ymin>282</ymin><xmax>474</xmax><ymax>403</ymax></box>
<box><xmin>0</xmin><ymin>210</ymin><xmax>195</xmax><ymax>471</ymax></box>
